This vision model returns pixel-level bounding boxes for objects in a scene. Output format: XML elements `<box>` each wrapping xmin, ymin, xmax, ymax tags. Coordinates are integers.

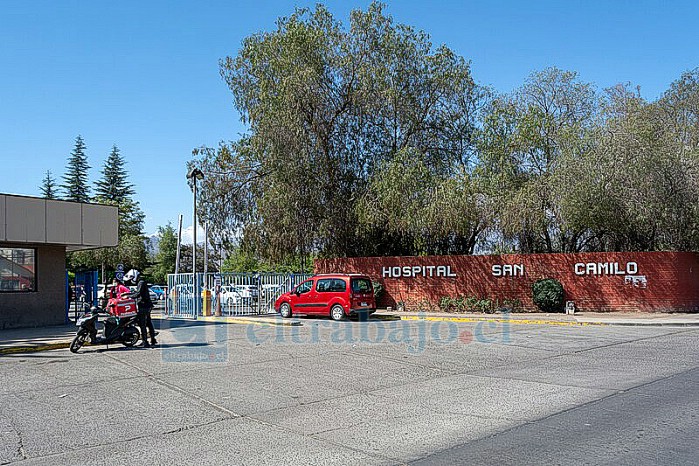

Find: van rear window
<box><xmin>350</xmin><ymin>278</ymin><xmax>372</xmax><ymax>294</ymax></box>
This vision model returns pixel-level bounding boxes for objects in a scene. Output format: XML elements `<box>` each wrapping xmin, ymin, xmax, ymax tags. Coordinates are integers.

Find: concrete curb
<box><xmin>374</xmin><ymin>314</ymin><xmax>699</xmax><ymax>327</ymax></box>
<box><xmin>0</xmin><ymin>342</ymin><xmax>71</xmax><ymax>355</ymax></box>
<box><xmin>579</xmin><ymin>321</ymin><xmax>699</xmax><ymax>327</ymax></box>
<box><xmin>197</xmin><ymin>316</ymin><xmax>302</xmax><ymax>327</ymax></box>
<box><xmin>393</xmin><ymin>315</ymin><xmax>608</xmax><ymax>327</ymax></box>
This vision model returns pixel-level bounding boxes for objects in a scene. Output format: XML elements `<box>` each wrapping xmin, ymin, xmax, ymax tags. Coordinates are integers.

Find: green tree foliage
<box><xmin>39</xmin><ymin>170</ymin><xmax>58</xmax><ymax>199</ymax></box>
<box><xmin>479</xmin><ymin>68</ymin><xmax>598</xmax><ymax>253</ymax></box>
<box><xmin>93</xmin><ymin>145</ymin><xmax>145</xmax><ymax>238</ymax></box>
<box><xmin>69</xmin><ymin>145</ymin><xmax>147</xmax><ymax>275</ymax></box>
<box><xmin>94</xmin><ymin>145</ymin><xmax>135</xmax><ymax>201</ymax></box>
<box><xmin>146</xmin><ymin>223</ymin><xmax>178</xmax><ymax>284</ymax></box>
<box><xmin>61</xmin><ymin>135</ymin><xmax>91</xmax><ymax>203</ymax></box>
<box><xmin>193</xmin><ymin>2</ymin><xmax>487</xmax><ymax>261</ymax></box>
<box><xmin>192</xmin><ymin>3</ymin><xmax>699</xmax><ymax>260</ymax></box>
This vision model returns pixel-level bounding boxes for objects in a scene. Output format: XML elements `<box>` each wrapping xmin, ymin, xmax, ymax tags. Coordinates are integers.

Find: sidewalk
<box><xmin>0</xmin><ymin>314</ymin><xmax>301</xmax><ymax>355</ymax></box>
<box><xmin>0</xmin><ymin>323</ymin><xmax>77</xmax><ymax>354</ymax></box>
<box><xmin>2</xmin><ymin>311</ymin><xmax>698</xmax><ymax>355</ymax></box>
<box><xmin>373</xmin><ymin>311</ymin><xmax>699</xmax><ymax>327</ymax></box>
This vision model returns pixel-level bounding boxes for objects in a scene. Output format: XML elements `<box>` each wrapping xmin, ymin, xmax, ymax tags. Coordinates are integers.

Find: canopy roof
<box><xmin>0</xmin><ymin>193</ymin><xmax>118</xmax><ymax>251</ymax></box>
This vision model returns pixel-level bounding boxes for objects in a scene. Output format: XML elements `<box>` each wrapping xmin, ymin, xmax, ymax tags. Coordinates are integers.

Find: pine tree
<box><xmin>93</xmin><ymin>145</ymin><xmax>145</xmax><ymax>237</ymax></box>
<box><xmin>40</xmin><ymin>170</ymin><xmax>58</xmax><ymax>199</ymax></box>
<box><xmin>61</xmin><ymin>135</ymin><xmax>91</xmax><ymax>202</ymax></box>
<box><xmin>94</xmin><ymin>145</ymin><xmax>134</xmax><ymax>202</ymax></box>
<box><xmin>70</xmin><ymin>144</ymin><xmax>148</xmax><ymax>277</ymax></box>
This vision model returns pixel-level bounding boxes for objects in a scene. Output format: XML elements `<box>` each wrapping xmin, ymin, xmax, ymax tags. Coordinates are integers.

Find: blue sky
<box><xmin>1</xmin><ymin>0</ymin><xmax>697</xmax><ymax>235</ymax></box>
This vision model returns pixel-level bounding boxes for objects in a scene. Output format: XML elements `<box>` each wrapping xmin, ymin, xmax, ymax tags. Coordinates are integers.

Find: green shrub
<box><xmin>502</xmin><ymin>298</ymin><xmax>524</xmax><ymax>313</ymax></box>
<box><xmin>532</xmin><ymin>279</ymin><xmax>565</xmax><ymax>313</ymax></box>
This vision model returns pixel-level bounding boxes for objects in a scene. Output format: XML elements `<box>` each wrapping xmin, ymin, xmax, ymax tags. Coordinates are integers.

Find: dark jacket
<box><xmin>130</xmin><ymin>279</ymin><xmax>153</xmax><ymax>309</ymax></box>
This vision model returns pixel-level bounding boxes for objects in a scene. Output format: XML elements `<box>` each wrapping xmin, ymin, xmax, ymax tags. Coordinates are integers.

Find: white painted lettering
<box><xmin>382</xmin><ymin>267</ymin><xmax>391</xmax><ymax>278</ymax></box>
<box><xmin>437</xmin><ymin>266</ymin><xmax>447</xmax><ymax>277</ymax></box>
<box><xmin>575</xmin><ymin>263</ymin><xmax>585</xmax><ymax>275</ymax></box>
<box><xmin>492</xmin><ymin>265</ymin><xmax>502</xmax><ymax>277</ymax></box>
<box><xmin>627</xmin><ymin>262</ymin><xmax>638</xmax><ymax>274</ymax></box>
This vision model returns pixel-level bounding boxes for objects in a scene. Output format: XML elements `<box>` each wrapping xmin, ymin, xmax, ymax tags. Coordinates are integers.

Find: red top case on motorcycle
<box><xmin>108</xmin><ymin>297</ymin><xmax>137</xmax><ymax>317</ymax></box>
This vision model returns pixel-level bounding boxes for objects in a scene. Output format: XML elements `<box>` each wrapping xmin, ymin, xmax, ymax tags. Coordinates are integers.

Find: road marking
<box><xmin>395</xmin><ymin>315</ymin><xmax>609</xmax><ymax>327</ymax></box>
<box><xmin>0</xmin><ymin>342</ymin><xmax>71</xmax><ymax>355</ymax></box>
<box><xmin>197</xmin><ymin>316</ymin><xmax>302</xmax><ymax>327</ymax></box>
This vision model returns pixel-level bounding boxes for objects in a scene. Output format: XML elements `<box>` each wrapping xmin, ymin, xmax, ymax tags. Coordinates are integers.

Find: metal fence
<box><xmin>166</xmin><ymin>272</ymin><xmax>312</xmax><ymax>318</ymax></box>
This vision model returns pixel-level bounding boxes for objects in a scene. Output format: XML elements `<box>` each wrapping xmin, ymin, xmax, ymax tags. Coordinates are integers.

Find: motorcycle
<box><xmin>69</xmin><ymin>301</ymin><xmax>141</xmax><ymax>353</ymax></box>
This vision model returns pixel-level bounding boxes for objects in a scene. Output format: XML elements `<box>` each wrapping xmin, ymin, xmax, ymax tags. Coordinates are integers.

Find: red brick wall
<box><xmin>315</xmin><ymin>252</ymin><xmax>699</xmax><ymax>313</ymax></box>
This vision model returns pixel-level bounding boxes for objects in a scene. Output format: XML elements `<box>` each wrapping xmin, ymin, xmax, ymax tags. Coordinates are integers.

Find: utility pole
<box><xmin>204</xmin><ymin>221</ymin><xmax>208</xmax><ymax>278</ymax></box>
<box><xmin>175</xmin><ymin>214</ymin><xmax>183</xmax><ymax>274</ymax></box>
<box><xmin>186</xmin><ymin>168</ymin><xmax>204</xmax><ymax>316</ymax></box>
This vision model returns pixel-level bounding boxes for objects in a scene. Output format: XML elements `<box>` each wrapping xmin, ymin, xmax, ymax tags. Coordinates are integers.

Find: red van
<box><xmin>275</xmin><ymin>274</ymin><xmax>376</xmax><ymax>321</ymax></box>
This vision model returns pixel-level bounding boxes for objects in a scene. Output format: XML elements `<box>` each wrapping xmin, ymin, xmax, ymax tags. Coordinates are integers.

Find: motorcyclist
<box><xmin>124</xmin><ymin>269</ymin><xmax>157</xmax><ymax>347</ymax></box>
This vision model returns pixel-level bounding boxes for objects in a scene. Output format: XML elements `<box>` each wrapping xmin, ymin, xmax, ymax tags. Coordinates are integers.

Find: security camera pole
<box><xmin>187</xmin><ymin>167</ymin><xmax>204</xmax><ymax>316</ymax></box>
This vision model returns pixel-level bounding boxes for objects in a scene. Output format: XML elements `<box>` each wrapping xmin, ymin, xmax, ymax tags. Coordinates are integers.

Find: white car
<box><xmin>234</xmin><ymin>284</ymin><xmax>259</xmax><ymax>301</ymax></box>
<box><xmin>97</xmin><ymin>284</ymin><xmax>106</xmax><ymax>300</ymax></box>
<box><xmin>219</xmin><ymin>285</ymin><xmax>243</xmax><ymax>307</ymax></box>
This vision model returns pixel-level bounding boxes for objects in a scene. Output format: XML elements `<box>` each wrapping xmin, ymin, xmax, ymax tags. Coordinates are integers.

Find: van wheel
<box><xmin>280</xmin><ymin>302</ymin><xmax>292</xmax><ymax>318</ymax></box>
<box><xmin>330</xmin><ymin>305</ymin><xmax>345</xmax><ymax>321</ymax></box>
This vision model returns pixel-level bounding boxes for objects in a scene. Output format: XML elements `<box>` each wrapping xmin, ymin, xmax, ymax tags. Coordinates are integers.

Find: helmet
<box><xmin>123</xmin><ymin>269</ymin><xmax>140</xmax><ymax>284</ymax></box>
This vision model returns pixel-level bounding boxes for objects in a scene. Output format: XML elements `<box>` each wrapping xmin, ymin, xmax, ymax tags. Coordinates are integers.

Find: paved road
<box><xmin>0</xmin><ymin>318</ymin><xmax>697</xmax><ymax>465</ymax></box>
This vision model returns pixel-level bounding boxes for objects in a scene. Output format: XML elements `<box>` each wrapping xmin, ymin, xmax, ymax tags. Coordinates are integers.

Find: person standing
<box><xmin>124</xmin><ymin>269</ymin><xmax>157</xmax><ymax>347</ymax></box>
<box><xmin>110</xmin><ymin>278</ymin><xmax>131</xmax><ymax>300</ymax></box>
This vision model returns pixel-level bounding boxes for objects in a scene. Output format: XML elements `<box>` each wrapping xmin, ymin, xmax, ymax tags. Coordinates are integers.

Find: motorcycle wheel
<box><xmin>122</xmin><ymin>329</ymin><xmax>140</xmax><ymax>347</ymax></box>
<box><xmin>70</xmin><ymin>333</ymin><xmax>87</xmax><ymax>353</ymax></box>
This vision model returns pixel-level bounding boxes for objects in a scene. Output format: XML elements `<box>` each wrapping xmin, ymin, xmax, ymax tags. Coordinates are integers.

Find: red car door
<box><xmin>290</xmin><ymin>279</ymin><xmax>322</xmax><ymax>314</ymax></box>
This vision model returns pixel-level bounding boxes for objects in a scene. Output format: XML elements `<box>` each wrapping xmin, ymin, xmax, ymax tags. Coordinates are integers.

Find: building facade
<box><xmin>315</xmin><ymin>251</ymin><xmax>699</xmax><ymax>313</ymax></box>
<box><xmin>0</xmin><ymin>194</ymin><xmax>118</xmax><ymax>328</ymax></box>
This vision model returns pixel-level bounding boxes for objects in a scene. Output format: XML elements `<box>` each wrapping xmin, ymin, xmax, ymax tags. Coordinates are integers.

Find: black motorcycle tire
<box><xmin>122</xmin><ymin>328</ymin><xmax>140</xmax><ymax>347</ymax></box>
<box><xmin>70</xmin><ymin>332</ymin><xmax>87</xmax><ymax>353</ymax></box>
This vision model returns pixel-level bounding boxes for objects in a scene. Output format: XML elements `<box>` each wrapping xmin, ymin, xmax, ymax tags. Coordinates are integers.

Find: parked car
<box><xmin>128</xmin><ymin>286</ymin><xmax>158</xmax><ymax>303</ymax></box>
<box><xmin>234</xmin><ymin>284</ymin><xmax>259</xmax><ymax>301</ymax></box>
<box><xmin>219</xmin><ymin>285</ymin><xmax>243</xmax><ymax>307</ymax></box>
<box><xmin>170</xmin><ymin>284</ymin><xmax>193</xmax><ymax>299</ymax></box>
<box><xmin>260</xmin><ymin>283</ymin><xmax>283</xmax><ymax>301</ymax></box>
<box><xmin>150</xmin><ymin>285</ymin><xmax>166</xmax><ymax>300</ymax></box>
<box><xmin>97</xmin><ymin>284</ymin><xmax>107</xmax><ymax>300</ymax></box>
<box><xmin>274</xmin><ymin>274</ymin><xmax>376</xmax><ymax>321</ymax></box>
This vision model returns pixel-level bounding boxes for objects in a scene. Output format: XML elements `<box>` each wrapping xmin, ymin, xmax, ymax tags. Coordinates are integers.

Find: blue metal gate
<box><xmin>165</xmin><ymin>272</ymin><xmax>312</xmax><ymax>318</ymax></box>
<box><xmin>166</xmin><ymin>273</ymin><xmax>198</xmax><ymax>318</ymax></box>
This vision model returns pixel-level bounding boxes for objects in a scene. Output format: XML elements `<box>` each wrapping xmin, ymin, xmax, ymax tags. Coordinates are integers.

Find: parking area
<box><xmin>1</xmin><ymin>318</ymin><xmax>698</xmax><ymax>465</ymax></box>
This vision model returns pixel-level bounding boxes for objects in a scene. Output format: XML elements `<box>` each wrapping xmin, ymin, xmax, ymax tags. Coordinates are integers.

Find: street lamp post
<box><xmin>215</xmin><ymin>241</ymin><xmax>223</xmax><ymax>317</ymax></box>
<box><xmin>186</xmin><ymin>167</ymin><xmax>204</xmax><ymax>315</ymax></box>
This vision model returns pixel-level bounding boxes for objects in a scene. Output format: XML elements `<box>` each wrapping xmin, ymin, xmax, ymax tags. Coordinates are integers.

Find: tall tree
<box><xmin>479</xmin><ymin>68</ymin><xmax>598</xmax><ymax>253</ymax></box>
<box><xmin>61</xmin><ymin>135</ymin><xmax>91</xmax><ymax>202</ymax></box>
<box><xmin>93</xmin><ymin>145</ymin><xmax>145</xmax><ymax>237</ymax></box>
<box><xmin>69</xmin><ymin>145</ymin><xmax>147</xmax><ymax>276</ymax></box>
<box><xmin>194</xmin><ymin>2</ymin><xmax>487</xmax><ymax>260</ymax></box>
<box><xmin>39</xmin><ymin>170</ymin><xmax>58</xmax><ymax>199</ymax></box>
<box><xmin>94</xmin><ymin>145</ymin><xmax>134</xmax><ymax>202</ymax></box>
<box><xmin>146</xmin><ymin>223</ymin><xmax>178</xmax><ymax>284</ymax></box>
